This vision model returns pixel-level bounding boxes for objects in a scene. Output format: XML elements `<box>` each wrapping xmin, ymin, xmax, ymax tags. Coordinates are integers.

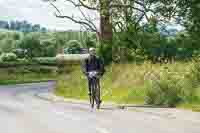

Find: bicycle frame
<box><xmin>89</xmin><ymin>77</ymin><xmax>100</xmax><ymax>109</ymax></box>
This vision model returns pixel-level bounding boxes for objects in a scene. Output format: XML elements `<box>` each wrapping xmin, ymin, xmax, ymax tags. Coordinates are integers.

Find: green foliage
<box><xmin>145</xmin><ymin>61</ymin><xmax>200</xmax><ymax>107</ymax></box>
<box><xmin>97</xmin><ymin>42</ymin><xmax>112</xmax><ymax>65</ymax></box>
<box><xmin>85</xmin><ymin>34</ymin><xmax>96</xmax><ymax>48</ymax></box>
<box><xmin>18</xmin><ymin>33</ymin><xmax>42</xmax><ymax>58</ymax></box>
<box><xmin>40</xmin><ymin>39</ymin><xmax>57</xmax><ymax>57</ymax></box>
<box><xmin>0</xmin><ymin>38</ymin><xmax>15</xmax><ymax>53</ymax></box>
<box><xmin>0</xmin><ymin>18</ymin><xmax>198</xmax><ymax>65</ymax></box>
<box><xmin>64</xmin><ymin>40</ymin><xmax>82</xmax><ymax>54</ymax></box>
<box><xmin>184</xmin><ymin>0</ymin><xmax>200</xmax><ymax>35</ymax></box>
<box><xmin>190</xmin><ymin>60</ymin><xmax>200</xmax><ymax>83</ymax></box>
<box><xmin>0</xmin><ymin>53</ymin><xmax>17</xmax><ymax>62</ymax></box>
<box><xmin>55</xmin><ymin>62</ymin><xmax>200</xmax><ymax>106</ymax></box>
<box><xmin>145</xmin><ymin>72</ymin><xmax>184</xmax><ymax>107</ymax></box>
<box><xmin>182</xmin><ymin>59</ymin><xmax>200</xmax><ymax>103</ymax></box>
<box><xmin>144</xmin><ymin>17</ymin><xmax>159</xmax><ymax>33</ymax></box>
<box><xmin>0</xmin><ymin>67</ymin><xmax>57</xmax><ymax>85</ymax></box>
<box><xmin>33</xmin><ymin>57</ymin><xmax>57</xmax><ymax>66</ymax></box>
<box><xmin>0</xmin><ymin>59</ymin><xmax>32</xmax><ymax>67</ymax></box>
<box><xmin>25</xmin><ymin>66</ymin><xmax>56</xmax><ymax>74</ymax></box>
<box><xmin>13</xmin><ymin>48</ymin><xmax>26</xmax><ymax>58</ymax></box>
<box><xmin>0</xmin><ymin>30</ymin><xmax>91</xmax><ymax>59</ymax></box>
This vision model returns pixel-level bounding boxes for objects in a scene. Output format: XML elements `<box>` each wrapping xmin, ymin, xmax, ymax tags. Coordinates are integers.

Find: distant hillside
<box><xmin>0</xmin><ymin>28</ymin><xmax>18</xmax><ymax>32</ymax></box>
<box><xmin>0</xmin><ymin>20</ymin><xmax>48</xmax><ymax>33</ymax></box>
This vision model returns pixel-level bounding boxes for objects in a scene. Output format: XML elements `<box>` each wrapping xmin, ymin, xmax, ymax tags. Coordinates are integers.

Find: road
<box><xmin>0</xmin><ymin>81</ymin><xmax>200</xmax><ymax>133</ymax></box>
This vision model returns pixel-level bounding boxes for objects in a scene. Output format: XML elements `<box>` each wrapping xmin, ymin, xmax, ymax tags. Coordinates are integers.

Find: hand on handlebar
<box><xmin>87</xmin><ymin>71</ymin><xmax>99</xmax><ymax>78</ymax></box>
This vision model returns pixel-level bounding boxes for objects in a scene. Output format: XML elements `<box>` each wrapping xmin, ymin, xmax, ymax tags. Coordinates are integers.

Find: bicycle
<box><xmin>88</xmin><ymin>71</ymin><xmax>101</xmax><ymax>109</ymax></box>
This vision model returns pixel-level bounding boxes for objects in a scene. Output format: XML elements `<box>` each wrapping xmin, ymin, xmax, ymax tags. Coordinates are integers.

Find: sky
<box><xmin>0</xmin><ymin>0</ymin><xmax>97</xmax><ymax>31</ymax></box>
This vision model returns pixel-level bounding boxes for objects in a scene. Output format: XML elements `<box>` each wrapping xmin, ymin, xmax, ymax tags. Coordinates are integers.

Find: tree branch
<box><xmin>77</xmin><ymin>6</ymin><xmax>98</xmax><ymax>33</ymax></box>
<box><xmin>56</xmin><ymin>14</ymin><xmax>97</xmax><ymax>32</ymax></box>
<box><xmin>50</xmin><ymin>2</ymin><xmax>97</xmax><ymax>32</ymax></box>
<box><xmin>111</xmin><ymin>4</ymin><xmax>145</xmax><ymax>12</ymax></box>
<box><xmin>65</xmin><ymin>0</ymin><xmax>98</xmax><ymax>10</ymax></box>
<box><xmin>136</xmin><ymin>13</ymin><xmax>145</xmax><ymax>25</ymax></box>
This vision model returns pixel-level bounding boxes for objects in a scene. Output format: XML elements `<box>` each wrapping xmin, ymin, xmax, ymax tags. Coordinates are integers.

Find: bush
<box><xmin>33</xmin><ymin>57</ymin><xmax>57</xmax><ymax>66</ymax></box>
<box><xmin>26</xmin><ymin>66</ymin><xmax>56</xmax><ymax>74</ymax></box>
<box><xmin>18</xmin><ymin>33</ymin><xmax>42</xmax><ymax>58</ymax></box>
<box><xmin>0</xmin><ymin>38</ymin><xmax>15</xmax><ymax>53</ymax></box>
<box><xmin>13</xmin><ymin>48</ymin><xmax>26</xmax><ymax>58</ymax></box>
<box><xmin>182</xmin><ymin>59</ymin><xmax>200</xmax><ymax>102</ymax></box>
<box><xmin>145</xmin><ymin>71</ymin><xmax>184</xmax><ymax>107</ymax></box>
<box><xmin>64</xmin><ymin>40</ymin><xmax>81</xmax><ymax>54</ymax></box>
<box><xmin>0</xmin><ymin>53</ymin><xmax>17</xmax><ymax>62</ymax></box>
<box><xmin>40</xmin><ymin>40</ymin><xmax>57</xmax><ymax>57</ymax></box>
<box><xmin>190</xmin><ymin>58</ymin><xmax>200</xmax><ymax>83</ymax></box>
<box><xmin>144</xmin><ymin>62</ymin><xmax>200</xmax><ymax>107</ymax></box>
<box><xmin>85</xmin><ymin>34</ymin><xmax>96</xmax><ymax>48</ymax></box>
<box><xmin>0</xmin><ymin>58</ymin><xmax>35</xmax><ymax>67</ymax></box>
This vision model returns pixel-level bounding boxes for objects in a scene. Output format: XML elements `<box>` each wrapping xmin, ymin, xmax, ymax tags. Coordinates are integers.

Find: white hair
<box><xmin>89</xmin><ymin>47</ymin><xmax>95</xmax><ymax>51</ymax></box>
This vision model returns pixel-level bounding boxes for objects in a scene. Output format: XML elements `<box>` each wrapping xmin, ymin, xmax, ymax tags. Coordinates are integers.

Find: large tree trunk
<box><xmin>99</xmin><ymin>0</ymin><xmax>113</xmax><ymax>43</ymax></box>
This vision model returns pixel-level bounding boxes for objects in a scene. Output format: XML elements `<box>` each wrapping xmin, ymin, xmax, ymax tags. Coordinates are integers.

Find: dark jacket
<box><xmin>82</xmin><ymin>55</ymin><xmax>105</xmax><ymax>76</ymax></box>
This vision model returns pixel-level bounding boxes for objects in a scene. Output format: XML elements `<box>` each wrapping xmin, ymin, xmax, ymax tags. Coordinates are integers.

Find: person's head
<box><xmin>89</xmin><ymin>47</ymin><xmax>96</xmax><ymax>57</ymax></box>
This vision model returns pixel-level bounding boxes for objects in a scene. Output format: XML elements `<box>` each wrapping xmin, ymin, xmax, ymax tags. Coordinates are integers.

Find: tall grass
<box><xmin>55</xmin><ymin>61</ymin><xmax>200</xmax><ymax>107</ymax></box>
<box><xmin>144</xmin><ymin>60</ymin><xmax>200</xmax><ymax>107</ymax></box>
<box><xmin>144</xmin><ymin>70</ymin><xmax>185</xmax><ymax>107</ymax></box>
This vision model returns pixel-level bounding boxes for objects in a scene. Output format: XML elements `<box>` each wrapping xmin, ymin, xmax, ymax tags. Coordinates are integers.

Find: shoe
<box><xmin>99</xmin><ymin>100</ymin><xmax>102</xmax><ymax>105</ymax></box>
<box><xmin>96</xmin><ymin>100</ymin><xmax>102</xmax><ymax>110</ymax></box>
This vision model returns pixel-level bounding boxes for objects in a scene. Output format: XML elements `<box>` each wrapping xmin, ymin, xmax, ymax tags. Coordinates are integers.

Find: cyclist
<box><xmin>82</xmin><ymin>47</ymin><xmax>105</xmax><ymax>107</ymax></box>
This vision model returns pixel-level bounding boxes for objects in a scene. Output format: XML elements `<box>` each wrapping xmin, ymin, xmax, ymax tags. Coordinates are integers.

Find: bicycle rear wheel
<box><xmin>90</xmin><ymin>79</ymin><xmax>95</xmax><ymax>109</ymax></box>
<box><xmin>94</xmin><ymin>78</ymin><xmax>101</xmax><ymax>109</ymax></box>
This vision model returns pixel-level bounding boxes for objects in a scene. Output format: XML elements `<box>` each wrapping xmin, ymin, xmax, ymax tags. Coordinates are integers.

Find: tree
<box><xmin>32</xmin><ymin>24</ymin><xmax>41</xmax><ymax>32</ymax></box>
<box><xmin>41</xmin><ymin>27</ymin><xmax>47</xmax><ymax>32</ymax></box>
<box><xmin>43</xmin><ymin>0</ymin><xmax>157</xmax><ymax>64</ymax></box>
<box><xmin>64</xmin><ymin>40</ymin><xmax>82</xmax><ymax>54</ymax></box>
<box><xmin>85</xmin><ymin>33</ymin><xmax>97</xmax><ymax>48</ymax></box>
<box><xmin>40</xmin><ymin>39</ymin><xmax>57</xmax><ymax>57</ymax></box>
<box><xmin>0</xmin><ymin>19</ymin><xmax>48</xmax><ymax>32</ymax></box>
<box><xmin>146</xmin><ymin>0</ymin><xmax>200</xmax><ymax>31</ymax></box>
<box><xmin>18</xmin><ymin>33</ymin><xmax>42</xmax><ymax>59</ymax></box>
<box><xmin>0</xmin><ymin>38</ymin><xmax>15</xmax><ymax>53</ymax></box>
<box><xmin>184</xmin><ymin>0</ymin><xmax>200</xmax><ymax>44</ymax></box>
<box><xmin>0</xmin><ymin>20</ymin><xmax>9</xmax><ymax>29</ymax></box>
<box><xmin>10</xmin><ymin>21</ymin><xmax>16</xmax><ymax>30</ymax></box>
<box><xmin>43</xmin><ymin>0</ymin><xmax>155</xmax><ymax>43</ymax></box>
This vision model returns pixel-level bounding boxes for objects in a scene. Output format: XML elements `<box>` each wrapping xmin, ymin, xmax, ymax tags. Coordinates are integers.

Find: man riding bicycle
<box><xmin>82</xmin><ymin>47</ymin><xmax>105</xmax><ymax>108</ymax></box>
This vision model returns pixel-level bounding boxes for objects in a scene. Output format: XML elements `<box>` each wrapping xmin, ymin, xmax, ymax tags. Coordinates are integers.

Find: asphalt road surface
<box><xmin>0</xmin><ymin>81</ymin><xmax>200</xmax><ymax>133</ymax></box>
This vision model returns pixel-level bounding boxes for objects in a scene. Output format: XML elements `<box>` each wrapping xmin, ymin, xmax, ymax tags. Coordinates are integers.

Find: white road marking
<box><xmin>96</xmin><ymin>127</ymin><xmax>110</xmax><ymax>133</ymax></box>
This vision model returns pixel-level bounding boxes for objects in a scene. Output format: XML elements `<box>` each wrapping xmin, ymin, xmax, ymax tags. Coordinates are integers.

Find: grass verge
<box><xmin>55</xmin><ymin>61</ymin><xmax>200</xmax><ymax>107</ymax></box>
<box><xmin>0</xmin><ymin>67</ymin><xmax>57</xmax><ymax>85</ymax></box>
